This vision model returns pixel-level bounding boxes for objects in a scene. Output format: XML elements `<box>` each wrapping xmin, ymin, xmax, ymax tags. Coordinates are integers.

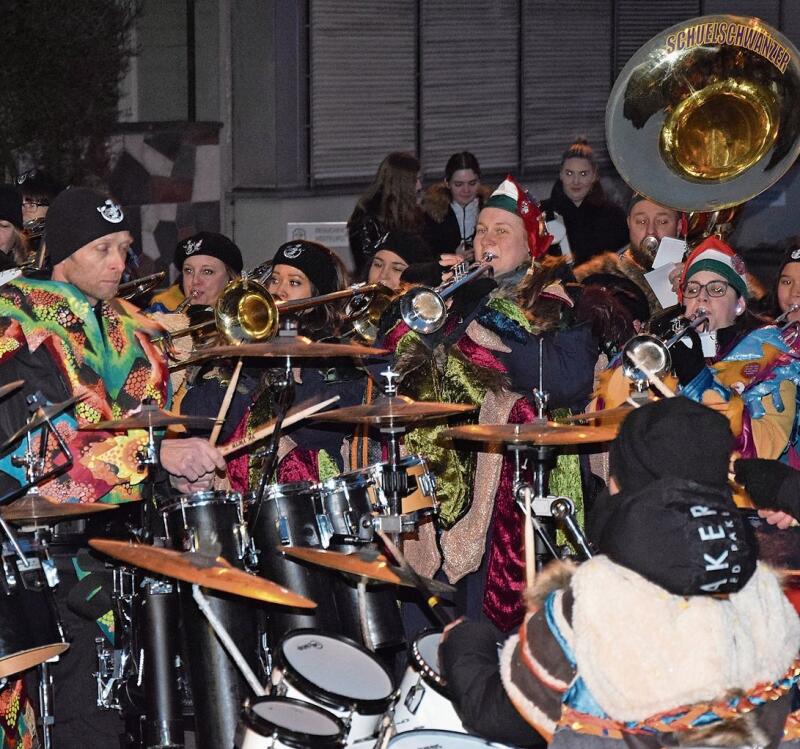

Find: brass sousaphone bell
<box><xmin>606</xmin><ymin>15</ymin><xmax>800</xmax><ymax>213</ymax></box>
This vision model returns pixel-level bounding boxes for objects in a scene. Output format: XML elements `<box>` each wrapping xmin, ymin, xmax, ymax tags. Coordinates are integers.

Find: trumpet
<box><xmin>621</xmin><ymin>310</ymin><xmax>709</xmax><ymax>382</ymax></box>
<box><xmin>117</xmin><ymin>272</ymin><xmax>167</xmax><ymax>301</ymax></box>
<box><xmin>398</xmin><ymin>254</ymin><xmax>495</xmax><ymax>335</ymax></box>
<box><xmin>775</xmin><ymin>304</ymin><xmax>800</xmax><ymax>327</ymax></box>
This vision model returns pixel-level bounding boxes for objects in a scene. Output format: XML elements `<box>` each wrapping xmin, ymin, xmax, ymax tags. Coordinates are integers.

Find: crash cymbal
<box><xmin>82</xmin><ymin>405</ymin><xmax>214</xmax><ymax>431</ymax></box>
<box><xmin>557</xmin><ymin>404</ymin><xmax>640</xmax><ymax>424</ymax></box>
<box><xmin>90</xmin><ymin>539</ymin><xmax>315</xmax><ymax>608</ymax></box>
<box><xmin>278</xmin><ymin>546</ymin><xmax>456</xmax><ymax>595</ymax></box>
<box><xmin>178</xmin><ymin>337</ymin><xmax>389</xmax><ymax>367</ymax></box>
<box><xmin>2</xmin><ymin>493</ymin><xmax>117</xmax><ymax>524</ymax></box>
<box><xmin>310</xmin><ymin>395</ymin><xmax>476</xmax><ymax>426</ymax></box>
<box><xmin>443</xmin><ymin>421</ymin><xmax>618</xmax><ymax>446</ymax></box>
<box><xmin>1</xmin><ymin>393</ymin><xmax>85</xmax><ymax>450</ymax></box>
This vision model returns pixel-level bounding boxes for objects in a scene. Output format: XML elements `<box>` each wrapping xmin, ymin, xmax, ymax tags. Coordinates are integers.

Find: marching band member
<box><xmin>365</xmin><ymin>229</ymin><xmax>430</xmax><ymax>291</ymax></box>
<box><xmin>0</xmin><ymin>185</ymin><xmax>29</xmax><ymax>271</ymax></box>
<box><xmin>441</xmin><ymin>398</ymin><xmax>800</xmax><ymax>749</ymax></box>
<box><xmin>377</xmin><ymin>176</ymin><xmax>597</xmax><ymax>633</ymax></box>
<box><xmin>0</xmin><ymin>187</ymin><xmax>224</xmax><ymax>747</ymax></box>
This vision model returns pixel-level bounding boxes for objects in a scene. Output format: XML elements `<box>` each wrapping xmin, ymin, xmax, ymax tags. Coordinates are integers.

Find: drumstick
<box><xmin>209</xmin><ymin>359</ymin><xmax>243</xmax><ymax>447</ymax></box>
<box><xmin>624</xmin><ymin>350</ymin><xmax>676</xmax><ymax>398</ymax></box>
<box><xmin>220</xmin><ymin>395</ymin><xmax>341</xmax><ymax>457</ymax></box>
<box><xmin>523</xmin><ymin>484</ymin><xmax>535</xmax><ymax>590</ymax></box>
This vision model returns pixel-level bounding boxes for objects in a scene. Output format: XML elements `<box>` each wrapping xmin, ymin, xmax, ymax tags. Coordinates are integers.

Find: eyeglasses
<box><xmin>682</xmin><ymin>279</ymin><xmax>731</xmax><ymax>298</ymax></box>
<box><xmin>22</xmin><ymin>199</ymin><xmax>48</xmax><ymax>209</ymax></box>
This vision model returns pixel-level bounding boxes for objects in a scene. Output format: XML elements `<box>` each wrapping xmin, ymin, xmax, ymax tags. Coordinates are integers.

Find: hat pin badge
<box><xmin>283</xmin><ymin>245</ymin><xmax>304</xmax><ymax>259</ymax></box>
<box><xmin>184</xmin><ymin>238</ymin><xmax>203</xmax><ymax>256</ymax></box>
<box><xmin>97</xmin><ymin>200</ymin><xmax>124</xmax><ymax>224</ymax></box>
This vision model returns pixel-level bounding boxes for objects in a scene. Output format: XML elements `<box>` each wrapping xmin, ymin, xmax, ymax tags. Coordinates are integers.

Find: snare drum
<box><xmin>0</xmin><ymin>541</ymin><xmax>67</xmax><ymax>678</ymax></box>
<box><xmin>270</xmin><ymin>630</ymin><xmax>396</xmax><ymax>745</ymax></box>
<box><xmin>162</xmin><ymin>490</ymin><xmax>260</xmax><ymax>749</ymax></box>
<box><xmin>364</xmin><ymin>455</ymin><xmax>437</xmax><ymax>521</ymax></box>
<box><xmin>235</xmin><ymin>696</ymin><xmax>346</xmax><ymax>749</ymax></box>
<box><xmin>251</xmin><ymin>481</ymin><xmax>341</xmax><ymax>641</ymax></box>
<box><xmin>392</xmin><ymin>631</ymin><xmax>465</xmax><ymax>734</ymax></box>
<box><xmin>388</xmin><ymin>729</ymin><xmax>511</xmax><ymax>747</ymax></box>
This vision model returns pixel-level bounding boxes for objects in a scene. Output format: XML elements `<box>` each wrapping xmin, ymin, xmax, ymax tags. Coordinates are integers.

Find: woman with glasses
<box><xmin>668</xmin><ymin>237</ymin><xmax>800</xmax><ymax>509</ymax></box>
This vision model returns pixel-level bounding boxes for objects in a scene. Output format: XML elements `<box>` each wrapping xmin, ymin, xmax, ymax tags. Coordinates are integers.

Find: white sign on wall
<box><xmin>286</xmin><ymin>222</ymin><xmax>353</xmax><ymax>270</ymax></box>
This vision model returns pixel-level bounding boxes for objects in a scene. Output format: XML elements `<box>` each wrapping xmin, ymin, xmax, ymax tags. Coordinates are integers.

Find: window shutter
<box><xmin>419</xmin><ymin>0</ymin><xmax>519</xmax><ymax>177</ymax></box>
<box><xmin>521</xmin><ymin>0</ymin><xmax>614</xmax><ymax>171</ymax></box>
<box><xmin>309</xmin><ymin>0</ymin><xmax>417</xmax><ymax>182</ymax></box>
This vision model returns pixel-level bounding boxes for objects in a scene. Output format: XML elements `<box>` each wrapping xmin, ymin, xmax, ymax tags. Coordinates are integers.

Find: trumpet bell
<box><xmin>399</xmin><ymin>288</ymin><xmax>447</xmax><ymax>335</ymax></box>
<box><xmin>621</xmin><ymin>334</ymin><xmax>671</xmax><ymax>382</ymax></box>
<box><xmin>606</xmin><ymin>15</ymin><xmax>800</xmax><ymax>212</ymax></box>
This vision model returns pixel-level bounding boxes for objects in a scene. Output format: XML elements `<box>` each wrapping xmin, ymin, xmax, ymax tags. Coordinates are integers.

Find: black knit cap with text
<box><xmin>45</xmin><ymin>187</ymin><xmax>131</xmax><ymax>266</ymax></box>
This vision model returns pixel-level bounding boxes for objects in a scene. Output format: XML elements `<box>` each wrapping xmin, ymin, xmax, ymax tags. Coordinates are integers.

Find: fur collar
<box><xmin>422</xmin><ymin>182</ymin><xmax>492</xmax><ymax>223</ymax></box>
<box><xmin>573</xmin><ymin>250</ymin><xmax>661</xmax><ymax>315</ymax></box>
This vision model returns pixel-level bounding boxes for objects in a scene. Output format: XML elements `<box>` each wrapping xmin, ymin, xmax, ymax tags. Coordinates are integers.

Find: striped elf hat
<box><xmin>679</xmin><ymin>236</ymin><xmax>748</xmax><ymax>300</ymax></box>
<box><xmin>484</xmin><ymin>175</ymin><xmax>553</xmax><ymax>259</ymax></box>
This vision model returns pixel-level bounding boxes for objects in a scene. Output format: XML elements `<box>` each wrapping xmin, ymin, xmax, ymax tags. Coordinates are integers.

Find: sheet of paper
<box><xmin>652</xmin><ymin>236</ymin><xmax>686</xmax><ymax>268</ymax></box>
<box><xmin>644</xmin><ymin>263</ymin><xmax>679</xmax><ymax>309</ymax></box>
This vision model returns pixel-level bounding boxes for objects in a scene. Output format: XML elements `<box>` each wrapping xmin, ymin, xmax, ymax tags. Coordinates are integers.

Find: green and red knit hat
<box><xmin>484</xmin><ymin>175</ymin><xmax>553</xmax><ymax>259</ymax></box>
<box><xmin>679</xmin><ymin>236</ymin><xmax>748</xmax><ymax>300</ymax></box>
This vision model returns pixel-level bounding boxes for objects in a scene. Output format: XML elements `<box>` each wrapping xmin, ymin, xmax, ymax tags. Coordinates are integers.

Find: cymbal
<box><xmin>90</xmin><ymin>539</ymin><xmax>315</xmax><ymax>608</ymax></box>
<box><xmin>443</xmin><ymin>421</ymin><xmax>618</xmax><ymax>446</ymax></box>
<box><xmin>82</xmin><ymin>405</ymin><xmax>214</xmax><ymax>431</ymax></box>
<box><xmin>309</xmin><ymin>395</ymin><xmax>476</xmax><ymax>426</ymax></box>
<box><xmin>558</xmin><ymin>405</ymin><xmax>640</xmax><ymax>424</ymax></box>
<box><xmin>1</xmin><ymin>393</ymin><xmax>85</xmax><ymax>450</ymax></box>
<box><xmin>1</xmin><ymin>493</ymin><xmax>117</xmax><ymax>524</ymax></box>
<box><xmin>179</xmin><ymin>337</ymin><xmax>389</xmax><ymax>366</ymax></box>
<box><xmin>278</xmin><ymin>546</ymin><xmax>456</xmax><ymax>595</ymax></box>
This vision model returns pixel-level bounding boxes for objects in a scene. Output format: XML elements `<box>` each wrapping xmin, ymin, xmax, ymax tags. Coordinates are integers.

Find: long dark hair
<box><xmin>353</xmin><ymin>152</ymin><xmax>422</xmax><ymax>232</ymax></box>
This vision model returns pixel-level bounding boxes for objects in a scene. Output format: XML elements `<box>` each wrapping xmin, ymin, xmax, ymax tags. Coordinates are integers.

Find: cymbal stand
<box><xmin>376</xmin><ymin>368</ymin><xmax>407</xmax><ymax>544</ymax></box>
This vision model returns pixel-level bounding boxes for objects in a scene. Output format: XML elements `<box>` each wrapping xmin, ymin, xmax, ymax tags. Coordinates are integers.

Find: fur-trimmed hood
<box><xmin>422</xmin><ymin>182</ymin><xmax>492</xmax><ymax>224</ymax></box>
<box><xmin>573</xmin><ymin>249</ymin><xmax>662</xmax><ymax>316</ymax></box>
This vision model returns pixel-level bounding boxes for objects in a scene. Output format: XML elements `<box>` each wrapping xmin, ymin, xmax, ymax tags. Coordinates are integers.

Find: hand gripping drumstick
<box><xmin>219</xmin><ymin>395</ymin><xmax>340</xmax><ymax>457</ymax></box>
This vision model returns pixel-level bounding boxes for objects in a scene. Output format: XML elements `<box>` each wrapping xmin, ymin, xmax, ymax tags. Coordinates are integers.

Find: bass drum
<box><xmin>235</xmin><ymin>696</ymin><xmax>346</xmax><ymax>749</ymax></box>
<box><xmin>270</xmin><ymin>629</ymin><xmax>396</xmax><ymax>746</ymax></box>
<box><xmin>388</xmin><ymin>729</ymin><xmax>513</xmax><ymax>748</ymax></box>
<box><xmin>250</xmin><ymin>481</ymin><xmax>341</xmax><ymax>644</ymax></box>
<box><xmin>162</xmin><ymin>490</ymin><xmax>260</xmax><ymax>749</ymax></box>
<box><xmin>393</xmin><ymin>631</ymin><xmax>464</xmax><ymax>734</ymax></box>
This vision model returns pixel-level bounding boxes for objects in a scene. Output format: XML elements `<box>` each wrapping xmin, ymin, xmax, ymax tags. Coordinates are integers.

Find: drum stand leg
<box><xmin>37</xmin><ymin>661</ymin><xmax>54</xmax><ymax>749</ymax></box>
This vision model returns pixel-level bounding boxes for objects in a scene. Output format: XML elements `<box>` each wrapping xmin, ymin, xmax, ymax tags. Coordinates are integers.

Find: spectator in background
<box><xmin>422</xmin><ymin>151</ymin><xmax>490</xmax><ymax>256</ymax></box>
<box><xmin>541</xmin><ymin>139</ymin><xmax>628</xmax><ymax>265</ymax></box>
<box><xmin>348</xmin><ymin>151</ymin><xmax>429</xmax><ymax>275</ymax></box>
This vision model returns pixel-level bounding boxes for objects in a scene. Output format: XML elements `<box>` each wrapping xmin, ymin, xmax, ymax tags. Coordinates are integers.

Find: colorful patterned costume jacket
<box><xmin>0</xmin><ymin>279</ymin><xmax>170</xmax><ymax>504</ymax></box>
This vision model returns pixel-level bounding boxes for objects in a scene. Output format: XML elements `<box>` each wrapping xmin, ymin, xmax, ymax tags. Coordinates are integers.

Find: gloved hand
<box><xmin>734</xmin><ymin>458</ymin><xmax>800</xmax><ymax>520</ymax></box>
<box><xmin>670</xmin><ymin>326</ymin><xmax>705</xmax><ymax>384</ymax></box>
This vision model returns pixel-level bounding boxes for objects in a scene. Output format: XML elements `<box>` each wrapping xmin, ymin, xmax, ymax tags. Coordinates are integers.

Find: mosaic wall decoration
<box><xmin>107</xmin><ymin>122</ymin><xmax>221</xmax><ymax>282</ymax></box>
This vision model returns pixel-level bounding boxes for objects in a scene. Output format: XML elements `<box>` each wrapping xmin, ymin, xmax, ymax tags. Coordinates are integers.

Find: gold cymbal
<box><xmin>309</xmin><ymin>395</ymin><xmax>476</xmax><ymax>426</ymax></box>
<box><xmin>278</xmin><ymin>546</ymin><xmax>455</xmax><ymax>595</ymax></box>
<box><xmin>443</xmin><ymin>421</ymin><xmax>618</xmax><ymax>446</ymax></box>
<box><xmin>90</xmin><ymin>539</ymin><xmax>315</xmax><ymax>608</ymax></box>
<box><xmin>2</xmin><ymin>493</ymin><xmax>117</xmax><ymax>524</ymax></box>
<box><xmin>81</xmin><ymin>405</ymin><xmax>214</xmax><ymax>431</ymax></box>
<box><xmin>178</xmin><ymin>337</ymin><xmax>389</xmax><ymax>367</ymax></box>
<box><xmin>558</xmin><ymin>405</ymin><xmax>640</xmax><ymax>424</ymax></box>
<box><xmin>1</xmin><ymin>393</ymin><xmax>86</xmax><ymax>450</ymax></box>
<box><xmin>0</xmin><ymin>380</ymin><xmax>23</xmax><ymax>400</ymax></box>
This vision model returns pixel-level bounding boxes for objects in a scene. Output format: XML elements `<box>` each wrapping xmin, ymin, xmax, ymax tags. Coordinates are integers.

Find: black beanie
<box><xmin>272</xmin><ymin>240</ymin><xmax>339</xmax><ymax>296</ymax></box>
<box><xmin>375</xmin><ymin>230</ymin><xmax>430</xmax><ymax>266</ymax></box>
<box><xmin>173</xmin><ymin>231</ymin><xmax>244</xmax><ymax>274</ymax></box>
<box><xmin>0</xmin><ymin>185</ymin><xmax>22</xmax><ymax>229</ymax></box>
<box><xmin>609</xmin><ymin>397</ymin><xmax>732</xmax><ymax>492</ymax></box>
<box><xmin>45</xmin><ymin>187</ymin><xmax>131</xmax><ymax>266</ymax></box>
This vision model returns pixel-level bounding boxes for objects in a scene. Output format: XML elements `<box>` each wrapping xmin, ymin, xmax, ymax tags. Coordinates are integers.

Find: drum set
<box><xmin>0</xmin><ymin>336</ymin><xmax>618</xmax><ymax>749</ymax></box>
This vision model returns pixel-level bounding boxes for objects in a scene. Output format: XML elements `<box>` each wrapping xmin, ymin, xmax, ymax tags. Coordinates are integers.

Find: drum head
<box><xmin>242</xmin><ymin>696</ymin><xmax>345</xmax><ymax>748</ymax></box>
<box><xmin>160</xmin><ymin>489</ymin><xmax>242</xmax><ymax>514</ymax></box>
<box><xmin>415</xmin><ymin>631</ymin><xmax>443</xmax><ymax>678</ymax></box>
<box><xmin>388</xmin><ymin>729</ymin><xmax>497</xmax><ymax>747</ymax></box>
<box><xmin>281</xmin><ymin>630</ymin><xmax>393</xmax><ymax>701</ymax></box>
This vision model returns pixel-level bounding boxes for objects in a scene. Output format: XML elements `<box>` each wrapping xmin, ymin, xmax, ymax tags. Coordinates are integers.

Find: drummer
<box><xmin>374</xmin><ymin>175</ymin><xmax>597</xmax><ymax>634</ymax></box>
<box><xmin>0</xmin><ymin>187</ymin><xmax>226</xmax><ymax>747</ymax></box>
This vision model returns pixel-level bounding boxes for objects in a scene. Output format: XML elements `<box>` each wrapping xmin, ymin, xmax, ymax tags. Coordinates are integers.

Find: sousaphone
<box><xmin>606</xmin><ymin>15</ymin><xmax>800</xmax><ymax>212</ymax></box>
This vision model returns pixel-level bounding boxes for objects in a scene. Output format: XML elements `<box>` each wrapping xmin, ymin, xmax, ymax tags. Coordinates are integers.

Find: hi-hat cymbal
<box><xmin>178</xmin><ymin>337</ymin><xmax>389</xmax><ymax>367</ymax></box>
<box><xmin>81</xmin><ymin>405</ymin><xmax>214</xmax><ymax>431</ymax></box>
<box><xmin>1</xmin><ymin>393</ymin><xmax>85</xmax><ymax>450</ymax></box>
<box><xmin>443</xmin><ymin>422</ymin><xmax>618</xmax><ymax>446</ymax></box>
<box><xmin>90</xmin><ymin>539</ymin><xmax>315</xmax><ymax>608</ymax></box>
<box><xmin>2</xmin><ymin>493</ymin><xmax>118</xmax><ymax>524</ymax></box>
<box><xmin>278</xmin><ymin>546</ymin><xmax>456</xmax><ymax>595</ymax></box>
<box><xmin>310</xmin><ymin>395</ymin><xmax>475</xmax><ymax>426</ymax></box>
